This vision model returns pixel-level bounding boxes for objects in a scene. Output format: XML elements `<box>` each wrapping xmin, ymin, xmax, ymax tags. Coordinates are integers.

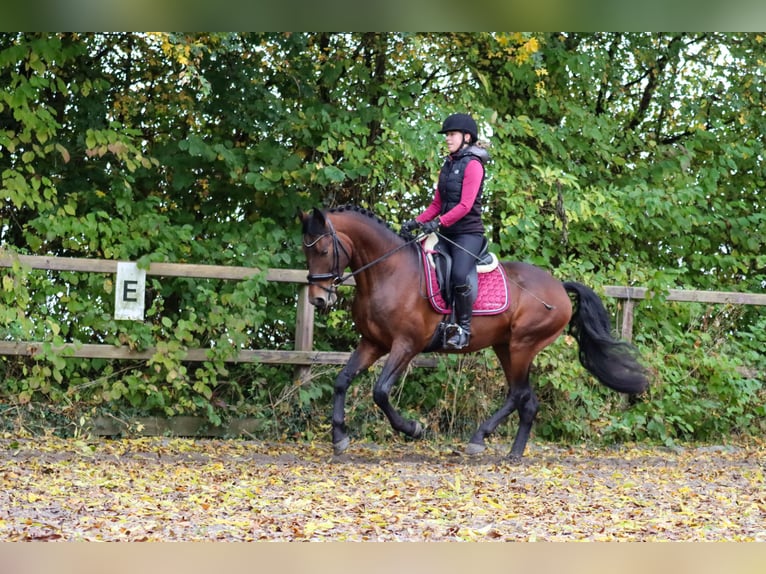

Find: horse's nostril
<box><xmin>310</xmin><ymin>297</ymin><xmax>326</xmax><ymax>308</ymax></box>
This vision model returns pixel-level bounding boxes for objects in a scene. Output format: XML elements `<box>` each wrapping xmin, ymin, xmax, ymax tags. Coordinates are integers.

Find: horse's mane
<box><xmin>327</xmin><ymin>204</ymin><xmax>398</xmax><ymax>236</ymax></box>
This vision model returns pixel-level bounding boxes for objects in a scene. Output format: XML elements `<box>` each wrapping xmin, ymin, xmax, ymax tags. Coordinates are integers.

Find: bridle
<box><xmin>303</xmin><ymin>217</ymin><xmax>351</xmax><ymax>292</ymax></box>
<box><xmin>303</xmin><ymin>215</ymin><xmax>420</xmax><ymax>293</ymax></box>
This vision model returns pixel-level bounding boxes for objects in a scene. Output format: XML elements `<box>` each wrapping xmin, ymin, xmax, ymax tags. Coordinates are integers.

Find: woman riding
<box><xmin>401</xmin><ymin>112</ymin><xmax>490</xmax><ymax>350</ymax></box>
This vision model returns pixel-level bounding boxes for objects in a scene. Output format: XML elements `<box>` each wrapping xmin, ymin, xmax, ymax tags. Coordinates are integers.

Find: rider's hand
<box><xmin>421</xmin><ymin>219</ymin><xmax>440</xmax><ymax>235</ymax></box>
<box><xmin>400</xmin><ymin>219</ymin><xmax>421</xmax><ymax>236</ymax></box>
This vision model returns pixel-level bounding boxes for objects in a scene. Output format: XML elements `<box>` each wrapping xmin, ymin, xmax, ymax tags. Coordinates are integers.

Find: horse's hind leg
<box><xmin>332</xmin><ymin>339</ymin><xmax>384</xmax><ymax>455</ymax></box>
<box><xmin>467</xmin><ymin>346</ymin><xmax>538</xmax><ymax>461</ymax></box>
<box><xmin>508</xmin><ymin>386</ymin><xmax>539</xmax><ymax>461</ymax></box>
<box><xmin>466</xmin><ymin>393</ymin><xmax>518</xmax><ymax>455</ymax></box>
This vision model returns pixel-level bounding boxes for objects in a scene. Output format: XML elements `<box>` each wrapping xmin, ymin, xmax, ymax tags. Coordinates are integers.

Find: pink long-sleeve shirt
<box><xmin>415</xmin><ymin>159</ymin><xmax>484</xmax><ymax>228</ymax></box>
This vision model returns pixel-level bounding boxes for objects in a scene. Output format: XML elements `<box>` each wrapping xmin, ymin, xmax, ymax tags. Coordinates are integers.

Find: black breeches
<box><xmin>442</xmin><ymin>233</ymin><xmax>484</xmax><ymax>287</ymax></box>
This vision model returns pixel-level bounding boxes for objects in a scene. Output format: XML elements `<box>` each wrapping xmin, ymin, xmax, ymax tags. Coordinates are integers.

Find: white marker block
<box><xmin>115</xmin><ymin>262</ymin><xmax>146</xmax><ymax>320</ymax></box>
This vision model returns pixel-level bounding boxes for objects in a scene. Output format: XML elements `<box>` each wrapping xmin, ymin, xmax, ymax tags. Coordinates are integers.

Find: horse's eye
<box><xmin>320</xmin><ymin>249</ymin><xmax>329</xmax><ymax>256</ymax></box>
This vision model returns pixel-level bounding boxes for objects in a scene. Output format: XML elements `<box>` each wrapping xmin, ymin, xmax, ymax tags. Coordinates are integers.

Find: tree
<box><xmin>1</xmin><ymin>33</ymin><xmax>763</xmax><ymax>442</ymax></box>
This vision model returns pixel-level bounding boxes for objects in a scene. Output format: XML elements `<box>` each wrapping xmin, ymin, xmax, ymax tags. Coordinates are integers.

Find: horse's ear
<box><xmin>297</xmin><ymin>208</ymin><xmax>323</xmax><ymax>223</ymax></box>
<box><xmin>298</xmin><ymin>207</ymin><xmax>326</xmax><ymax>234</ymax></box>
<box><xmin>307</xmin><ymin>207</ymin><xmax>326</xmax><ymax>228</ymax></box>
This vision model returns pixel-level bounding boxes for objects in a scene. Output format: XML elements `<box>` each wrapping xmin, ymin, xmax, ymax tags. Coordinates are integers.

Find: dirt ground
<box><xmin>1</xmin><ymin>435</ymin><xmax>764</xmax><ymax>541</ymax></box>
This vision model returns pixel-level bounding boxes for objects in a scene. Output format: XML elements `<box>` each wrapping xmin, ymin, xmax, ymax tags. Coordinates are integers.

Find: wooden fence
<box><xmin>0</xmin><ymin>254</ymin><xmax>439</xmax><ymax>378</ymax></box>
<box><xmin>603</xmin><ymin>286</ymin><xmax>766</xmax><ymax>342</ymax></box>
<box><xmin>2</xmin><ymin>254</ymin><xmax>765</xmax><ymax>364</ymax></box>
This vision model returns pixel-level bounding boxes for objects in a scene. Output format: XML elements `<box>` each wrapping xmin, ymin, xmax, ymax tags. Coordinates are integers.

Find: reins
<box><xmin>335</xmin><ymin>237</ymin><xmax>419</xmax><ymax>286</ymax></box>
<box><xmin>304</xmin><ymin>218</ymin><xmax>422</xmax><ymax>289</ymax></box>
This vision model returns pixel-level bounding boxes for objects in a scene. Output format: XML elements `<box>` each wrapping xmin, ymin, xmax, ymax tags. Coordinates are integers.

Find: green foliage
<box><xmin>616</xmin><ymin>303</ymin><xmax>765</xmax><ymax>443</ymax></box>
<box><xmin>1</xmin><ymin>33</ymin><xmax>764</xmax><ymax>444</ymax></box>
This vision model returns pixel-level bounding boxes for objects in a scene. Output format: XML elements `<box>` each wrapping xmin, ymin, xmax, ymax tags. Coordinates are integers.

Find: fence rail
<box><xmin>0</xmin><ymin>253</ymin><xmax>437</xmax><ymax>372</ymax></box>
<box><xmin>603</xmin><ymin>285</ymin><xmax>766</xmax><ymax>342</ymax></box>
<box><xmin>2</xmin><ymin>253</ymin><xmax>764</xmax><ymax>365</ymax></box>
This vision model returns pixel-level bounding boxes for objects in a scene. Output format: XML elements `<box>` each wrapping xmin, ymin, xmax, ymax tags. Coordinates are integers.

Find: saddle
<box><xmin>420</xmin><ymin>234</ymin><xmax>510</xmax><ymax>316</ymax></box>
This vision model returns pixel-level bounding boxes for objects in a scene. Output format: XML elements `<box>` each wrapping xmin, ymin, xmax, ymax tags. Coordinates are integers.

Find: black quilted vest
<box><xmin>436</xmin><ymin>146</ymin><xmax>487</xmax><ymax>235</ymax></box>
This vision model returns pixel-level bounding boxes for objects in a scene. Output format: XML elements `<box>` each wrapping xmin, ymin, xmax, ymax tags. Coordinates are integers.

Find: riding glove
<box><xmin>421</xmin><ymin>219</ymin><xmax>440</xmax><ymax>234</ymax></box>
<box><xmin>400</xmin><ymin>219</ymin><xmax>421</xmax><ymax>235</ymax></box>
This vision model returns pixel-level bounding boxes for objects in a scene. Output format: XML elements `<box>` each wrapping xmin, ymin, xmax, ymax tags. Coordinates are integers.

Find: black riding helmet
<box><xmin>438</xmin><ymin>113</ymin><xmax>478</xmax><ymax>144</ymax></box>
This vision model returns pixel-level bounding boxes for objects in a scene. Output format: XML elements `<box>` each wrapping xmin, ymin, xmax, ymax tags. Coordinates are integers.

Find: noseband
<box><xmin>304</xmin><ymin>217</ymin><xmax>351</xmax><ymax>289</ymax></box>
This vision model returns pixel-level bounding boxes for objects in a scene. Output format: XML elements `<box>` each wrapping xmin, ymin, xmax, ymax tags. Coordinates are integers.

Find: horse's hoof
<box><xmin>333</xmin><ymin>437</ymin><xmax>350</xmax><ymax>455</ymax></box>
<box><xmin>465</xmin><ymin>442</ymin><xmax>486</xmax><ymax>456</ymax></box>
<box><xmin>507</xmin><ymin>452</ymin><xmax>523</xmax><ymax>464</ymax></box>
<box><xmin>412</xmin><ymin>421</ymin><xmax>425</xmax><ymax>439</ymax></box>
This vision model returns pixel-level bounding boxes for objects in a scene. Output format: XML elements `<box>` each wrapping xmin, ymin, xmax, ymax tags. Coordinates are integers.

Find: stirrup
<box><xmin>444</xmin><ymin>324</ymin><xmax>470</xmax><ymax>350</ymax></box>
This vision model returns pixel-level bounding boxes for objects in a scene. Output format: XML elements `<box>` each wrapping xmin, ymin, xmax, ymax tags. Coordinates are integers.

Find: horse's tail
<box><xmin>563</xmin><ymin>281</ymin><xmax>650</xmax><ymax>395</ymax></box>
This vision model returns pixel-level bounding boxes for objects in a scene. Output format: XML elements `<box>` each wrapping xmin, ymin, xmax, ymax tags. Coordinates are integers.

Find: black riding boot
<box><xmin>445</xmin><ymin>284</ymin><xmax>472</xmax><ymax>350</ymax></box>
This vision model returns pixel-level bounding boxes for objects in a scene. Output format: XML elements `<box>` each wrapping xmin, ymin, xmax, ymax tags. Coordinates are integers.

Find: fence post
<box><xmin>293</xmin><ymin>284</ymin><xmax>314</xmax><ymax>382</ymax></box>
<box><xmin>620</xmin><ymin>298</ymin><xmax>635</xmax><ymax>343</ymax></box>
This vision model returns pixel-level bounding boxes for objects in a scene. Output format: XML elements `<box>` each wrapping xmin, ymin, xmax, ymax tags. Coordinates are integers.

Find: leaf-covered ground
<box><xmin>1</xmin><ymin>436</ymin><xmax>764</xmax><ymax>541</ymax></box>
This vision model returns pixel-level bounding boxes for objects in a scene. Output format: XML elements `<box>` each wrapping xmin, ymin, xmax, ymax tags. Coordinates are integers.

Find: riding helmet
<box><xmin>438</xmin><ymin>113</ymin><xmax>478</xmax><ymax>143</ymax></box>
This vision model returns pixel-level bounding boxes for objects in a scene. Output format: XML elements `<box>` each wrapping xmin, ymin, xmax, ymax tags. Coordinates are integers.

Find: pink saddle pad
<box><xmin>421</xmin><ymin>247</ymin><xmax>510</xmax><ymax>315</ymax></box>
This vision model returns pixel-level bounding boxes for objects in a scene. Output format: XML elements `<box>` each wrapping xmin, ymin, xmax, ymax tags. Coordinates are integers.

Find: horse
<box><xmin>299</xmin><ymin>205</ymin><xmax>649</xmax><ymax>460</ymax></box>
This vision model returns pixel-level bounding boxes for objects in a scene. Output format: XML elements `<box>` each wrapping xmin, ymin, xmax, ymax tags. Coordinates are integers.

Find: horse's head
<box><xmin>299</xmin><ymin>207</ymin><xmax>351</xmax><ymax>309</ymax></box>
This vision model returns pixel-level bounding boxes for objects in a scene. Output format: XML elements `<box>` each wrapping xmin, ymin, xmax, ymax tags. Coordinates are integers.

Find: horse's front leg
<box><xmin>332</xmin><ymin>340</ymin><xmax>383</xmax><ymax>455</ymax></box>
<box><xmin>372</xmin><ymin>347</ymin><xmax>424</xmax><ymax>440</ymax></box>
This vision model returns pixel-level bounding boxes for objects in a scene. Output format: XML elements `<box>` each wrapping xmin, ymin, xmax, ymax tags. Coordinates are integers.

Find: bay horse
<box><xmin>299</xmin><ymin>205</ymin><xmax>649</xmax><ymax>460</ymax></box>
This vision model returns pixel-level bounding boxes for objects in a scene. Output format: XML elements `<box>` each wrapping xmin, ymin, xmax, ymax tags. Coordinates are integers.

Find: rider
<box><xmin>401</xmin><ymin>113</ymin><xmax>490</xmax><ymax>350</ymax></box>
